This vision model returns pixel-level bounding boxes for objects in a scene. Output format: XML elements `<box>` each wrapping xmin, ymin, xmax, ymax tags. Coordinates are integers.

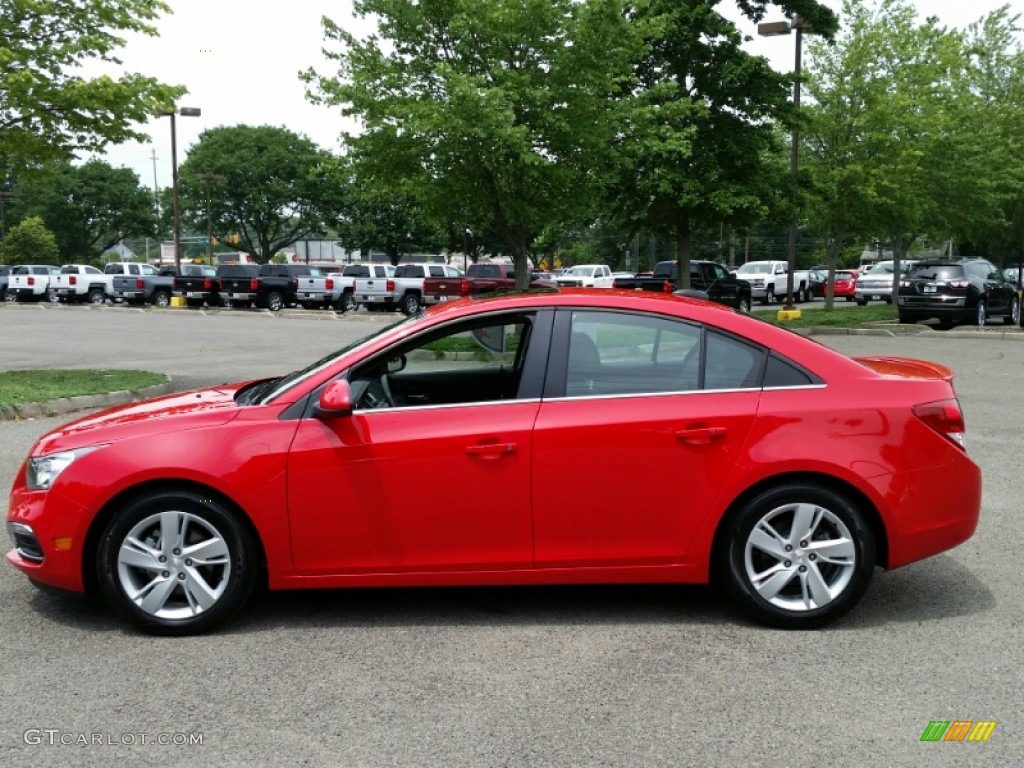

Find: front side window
<box><xmin>348</xmin><ymin>314</ymin><xmax>537</xmax><ymax>410</ymax></box>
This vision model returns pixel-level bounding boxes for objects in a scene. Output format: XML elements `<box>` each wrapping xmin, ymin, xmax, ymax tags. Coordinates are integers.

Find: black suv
<box><xmin>897</xmin><ymin>258</ymin><xmax>1019</xmax><ymax>328</ymax></box>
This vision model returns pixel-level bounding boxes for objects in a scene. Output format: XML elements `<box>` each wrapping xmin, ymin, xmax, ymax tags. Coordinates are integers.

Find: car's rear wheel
<box><xmin>153</xmin><ymin>290</ymin><xmax>171</xmax><ymax>308</ymax></box>
<box><xmin>97</xmin><ymin>490</ymin><xmax>259</xmax><ymax>635</ymax></box>
<box><xmin>265</xmin><ymin>292</ymin><xmax>283</xmax><ymax>312</ymax></box>
<box><xmin>87</xmin><ymin>289</ymin><xmax>105</xmax><ymax>305</ymax></box>
<box><xmin>976</xmin><ymin>301</ymin><xmax>987</xmax><ymax>327</ymax></box>
<box><xmin>721</xmin><ymin>483</ymin><xmax>875</xmax><ymax>629</ymax></box>
<box><xmin>46</xmin><ymin>289</ymin><xmax>60</xmax><ymax>304</ymax></box>
<box><xmin>762</xmin><ymin>286</ymin><xmax>774</xmax><ymax>306</ymax></box>
<box><xmin>337</xmin><ymin>292</ymin><xmax>357</xmax><ymax>313</ymax></box>
<box><xmin>1005</xmin><ymin>296</ymin><xmax>1020</xmax><ymax>326</ymax></box>
<box><xmin>401</xmin><ymin>292</ymin><xmax>422</xmax><ymax>316</ymax></box>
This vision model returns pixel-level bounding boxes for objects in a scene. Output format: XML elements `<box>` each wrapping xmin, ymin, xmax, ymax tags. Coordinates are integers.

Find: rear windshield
<box><xmin>836</xmin><ymin>271</ymin><xmax>855</xmax><ymax>279</ymax></box>
<box><xmin>908</xmin><ymin>264</ymin><xmax>964</xmax><ymax>280</ymax></box>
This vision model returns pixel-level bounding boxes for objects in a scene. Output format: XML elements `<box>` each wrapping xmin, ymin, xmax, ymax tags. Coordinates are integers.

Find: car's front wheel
<box><xmin>737</xmin><ymin>295</ymin><xmax>751</xmax><ymax>314</ymax></box>
<box><xmin>87</xmin><ymin>289</ymin><xmax>105</xmax><ymax>305</ymax></box>
<box><xmin>337</xmin><ymin>292</ymin><xmax>357</xmax><ymax>313</ymax></box>
<box><xmin>97</xmin><ymin>490</ymin><xmax>259</xmax><ymax>635</ymax></box>
<box><xmin>153</xmin><ymin>290</ymin><xmax>171</xmax><ymax>308</ymax></box>
<box><xmin>976</xmin><ymin>300</ymin><xmax>987</xmax><ymax>327</ymax></box>
<box><xmin>721</xmin><ymin>483</ymin><xmax>875</xmax><ymax>629</ymax></box>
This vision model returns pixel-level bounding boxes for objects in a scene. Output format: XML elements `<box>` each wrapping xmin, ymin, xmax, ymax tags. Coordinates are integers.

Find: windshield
<box><xmin>258</xmin><ymin>315</ymin><xmax>418</xmax><ymax>403</ymax></box>
<box><xmin>566</xmin><ymin>266</ymin><xmax>595</xmax><ymax>276</ymax></box>
<box><xmin>737</xmin><ymin>263</ymin><xmax>772</xmax><ymax>274</ymax></box>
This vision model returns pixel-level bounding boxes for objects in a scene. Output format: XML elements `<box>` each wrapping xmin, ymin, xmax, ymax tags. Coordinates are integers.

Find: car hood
<box><xmin>852</xmin><ymin>356</ymin><xmax>954</xmax><ymax>382</ymax></box>
<box><xmin>31</xmin><ymin>383</ymin><xmax>247</xmax><ymax>456</ymax></box>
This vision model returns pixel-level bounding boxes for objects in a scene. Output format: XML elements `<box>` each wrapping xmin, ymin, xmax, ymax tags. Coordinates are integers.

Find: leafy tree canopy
<box><xmin>3</xmin><ymin>215</ymin><xmax>59</xmax><ymax>264</ymax></box>
<box><xmin>177</xmin><ymin>125</ymin><xmax>333</xmax><ymax>263</ymax></box>
<box><xmin>1</xmin><ymin>0</ymin><xmax>186</xmax><ymax>169</ymax></box>
<box><xmin>9</xmin><ymin>158</ymin><xmax>157</xmax><ymax>260</ymax></box>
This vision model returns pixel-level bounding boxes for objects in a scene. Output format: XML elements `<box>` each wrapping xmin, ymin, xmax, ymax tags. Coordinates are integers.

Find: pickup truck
<box><xmin>392</xmin><ymin>262</ymin><xmax>465</xmax><ymax>315</ymax></box>
<box><xmin>323</xmin><ymin>264</ymin><xmax>369</xmax><ymax>313</ymax></box>
<box><xmin>422</xmin><ymin>262</ymin><xmax>556</xmax><ymax>301</ymax></box>
<box><xmin>110</xmin><ymin>267</ymin><xmax>177</xmax><ymax>306</ymax></box>
<box><xmin>5</xmin><ymin>265</ymin><xmax>61</xmax><ymax>303</ymax></box>
<box><xmin>53</xmin><ymin>264</ymin><xmax>109</xmax><ymax>304</ymax></box>
<box><xmin>219</xmin><ymin>263</ymin><xmax>329</xmax><ymax>311</ymax></box>
<box><xmin>102</xmin><ymin>262</ymin><xmax>163</xmax><ymax>302</ymax></box>
<box><xmin>172</xmin><ymin>264</ymin><xmax>222</xmax><ymax>307</ymax></box>
<box><xmin>555</xmin><ymin>264</ymin><xmax>615</xmax><ymax>288</ymax></box>
<box><xmin>733</xmin><ymin>260</ymin><xmax>813</xmax><ymax>305</ymax></box>
<box><xmin>352</xmin><ymin>263</ymin><xmax>398</xmax><ymax>311</ymax></box>
<box><xmin>611</xmin><ymin>260</ymin><xmax>753</xmax><ymax>313</ymax></box>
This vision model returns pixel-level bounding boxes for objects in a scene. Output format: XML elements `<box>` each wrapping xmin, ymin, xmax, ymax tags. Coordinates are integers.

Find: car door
<box><xmin>531</xmin><ymin>309</ymin><xmax>761</xmax><ymax>568</ymax></box>
<box><xmin>285</xmin><ymin>310</ymin><xmax>552</xmax><ymax>575</ymax></box>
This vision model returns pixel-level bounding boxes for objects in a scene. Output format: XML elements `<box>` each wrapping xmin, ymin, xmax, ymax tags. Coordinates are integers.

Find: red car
<box><xmin>812</xmin><ymin>269</ymin><xmax>859</xmax><ymax>301</ymax></box>
<box><xmin>6</xmin><ymin>291</ymin><xmax>981</xmax><ymax>634</ymax></box>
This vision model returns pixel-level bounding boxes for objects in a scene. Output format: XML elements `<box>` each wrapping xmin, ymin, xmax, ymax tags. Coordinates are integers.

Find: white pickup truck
<box><xmin>53</xmin><ymin>264</ymin><xmax>109</xmax><ymax>304</ymax></box>
<box><xmin>733</xmin><ymin>260</ymin><xmax>813</xmax><ymax>304</ymax></box>
<box><xmin>353</xmin><ymin>263</ymin><xmax>397</xmax><ymax>311</ymax></box>
<box><xmin>555</xmin><ymin>264</ymin><xmax>615</xmax><ymax>288</ymax></box>
<box><xmin>5</xmin><ymin>265</ymin><xmax>61</xmax><ymax>303</ymax></box>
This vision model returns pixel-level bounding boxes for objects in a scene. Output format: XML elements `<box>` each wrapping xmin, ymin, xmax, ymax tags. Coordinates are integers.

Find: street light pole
<box><xmin>158</xmin><ymin>107</ymin><xmax>202</xmax><ymax>272</ymax></box>
<box><xmin>759</xmin><ymin>15</ymin><xmax>812</xmax><ymax>312</ymax></box>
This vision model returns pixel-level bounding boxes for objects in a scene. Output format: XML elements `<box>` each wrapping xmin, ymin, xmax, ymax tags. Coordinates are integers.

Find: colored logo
<box><xmin>920</xmin><ymin>721</ymin><xmax>997</xmax><ymax>742</ymax></box>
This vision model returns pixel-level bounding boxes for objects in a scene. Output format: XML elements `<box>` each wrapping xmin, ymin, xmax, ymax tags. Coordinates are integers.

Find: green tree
<box><xmin>610</xmin><ymin>0</ymin><xmax>837</xmax><ymax>290</ymax></box>
<box><xmin>1</xmin><ymin>0</ymin><xmax>185</xmax><ymax>168</ymax></box>
<box><xmin>10</xmin><ymin>159</ymin><xmax>157</xmax><ymax>260</ymax></box>
<box><xmin>177</xmin><ymin>125</ymin><xmax>332</xmax><ymax>263</ymax></box>
<box><xmin>804</xmin><ymin>0</ymin><xmax>965</xmax><ymax>298</ymax></box>
<box><xmin>305</xmin><ymin>0</ymin><xmax>641</xmax><ymax>288</ymax></box>
<box><xmin>3</xmin><ymin>215</ymin><xmax>58</xmax><ymax>264</ymax></box>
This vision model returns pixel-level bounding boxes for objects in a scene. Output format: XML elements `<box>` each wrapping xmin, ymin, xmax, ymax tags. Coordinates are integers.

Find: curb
<box><xmin>0</xmin><ymin>379</ymin><xmax>175</xmax><ymax>421</ymax></box>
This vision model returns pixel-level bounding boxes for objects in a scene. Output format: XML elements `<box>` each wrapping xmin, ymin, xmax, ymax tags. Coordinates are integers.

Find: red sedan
<box><xmin>833</xmin><ymin>269</ymin><xmax>859</xmax><ymax>301</ymax></box>
<box><xmin>6</xmin><ymin>291</ymin><xmax>981</xmax><ymax>634</ymax></box>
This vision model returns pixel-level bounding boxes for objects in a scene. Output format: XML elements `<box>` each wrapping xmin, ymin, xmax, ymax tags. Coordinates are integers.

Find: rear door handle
<box><xmin>466</xmin><ymin>443</ymin><xmax>517</xmax><ymax>460</ymax></box>
<box><xmin>675</xmin><ymin>426</ymin><xmax>726</xmax><ymax>445</ymax></box>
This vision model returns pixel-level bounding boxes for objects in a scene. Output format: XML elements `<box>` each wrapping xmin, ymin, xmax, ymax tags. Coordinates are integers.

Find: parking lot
<box><xmin>0</xmin><ymin>305</ymin><xmax>1021</xmax><ymax>766</ymax></box>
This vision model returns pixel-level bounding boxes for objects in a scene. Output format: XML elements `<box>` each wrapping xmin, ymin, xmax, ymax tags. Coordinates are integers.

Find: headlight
<box><xmin>26</xmin><ymin>446</ymin><xmax>106</xmax><ymax>490</ymax></box>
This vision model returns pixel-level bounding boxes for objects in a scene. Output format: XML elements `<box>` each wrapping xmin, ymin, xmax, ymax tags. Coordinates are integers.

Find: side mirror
<box><xmin>316</xmin><ymin>379</ymin><xmax>353</xmax><ymax>417</ymax></box>
<box><xmin>386</xmin><ymin>354</ymin><xmax>406</xmax><ymax>374</ymax></box>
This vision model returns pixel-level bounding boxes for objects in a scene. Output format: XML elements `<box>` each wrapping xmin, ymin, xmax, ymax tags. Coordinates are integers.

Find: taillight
<box><xmin>69</xmin><ymin>275</ymin><xmax>77</xmax><ymax>285</ymax></box>
<box><xmin>249</xmin><ymin>279</ymin><xmax>259</xmax><ymax>291</ymax></box>
<box><xmin>325</xmin><ymin>278</ymin><xmax>334</xmax><ymax>290</ymax></box>
<box><xmin>28</xmin><ymin>276</ymin><xmax>35</xmax><ymax>286</ymax></box>
<box><xmin>913</xmin><ymin>399</ymin><xmax>966</xmax><ymax>451</ymax></box>
<box><xmin>947</xmin><ymin>280</ymin><xmax>971</xmax><ymax>289</ymax></box>
<box><xmin>386</xmin><ymin>279</ymin><xmax>395</xmax><ymax>292</ymax></box>
<box><xmin>459</xmin><ymin>278</ymin><xmax>470</xmax><ymax>296</ymax></box>
<box><xmin>135</xmin><ymin>278</ymin><xmax>144</xmax><ymax>289</ymax></box>
<box><xmin>173</xmin><ymin>278</ymin><xmax>180</xmax><ymax>289</ymax></box>
<box><xmin>203</xmin><ymin>278</ymin><xmax>212</xmax><ymax>290</ymax></box>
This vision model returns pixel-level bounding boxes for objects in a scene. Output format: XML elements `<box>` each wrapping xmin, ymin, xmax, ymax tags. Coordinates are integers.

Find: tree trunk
<box><xmin>675</xmin><ymin>211</ymin><xmax>692</xmax><ymax>290</ymax></box>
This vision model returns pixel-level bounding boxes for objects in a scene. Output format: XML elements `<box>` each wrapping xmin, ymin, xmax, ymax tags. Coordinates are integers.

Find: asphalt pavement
<box><xmin>0</xmin><ymin>304</ymin><xmax>1021</xmax><ymax>767</ymax></box>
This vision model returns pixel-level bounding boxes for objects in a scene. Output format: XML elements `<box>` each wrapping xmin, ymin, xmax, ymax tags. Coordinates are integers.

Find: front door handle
<box><xmin>465</xmin><ymin>443</ymin><xmax>517</xmax><ymax>460</ymax></box>
<box><xmin>675</xmin><ymin>426</ymin><xmax>726</xmax><ymax>445</ymax></box>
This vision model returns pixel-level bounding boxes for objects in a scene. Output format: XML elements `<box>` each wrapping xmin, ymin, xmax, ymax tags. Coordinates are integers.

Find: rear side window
<box><xmin>704</xmin><ymin>332</ymin><xmax>764</xmax><ymax>390</ymax></box>
<box><xmin>763</xmin><ymin>354</ymin><xmax>818</xmax><ymax>387</ymax></box>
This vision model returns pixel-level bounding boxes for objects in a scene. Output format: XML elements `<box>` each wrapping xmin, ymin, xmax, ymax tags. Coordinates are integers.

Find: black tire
<box><xmin>337</xmin><ymin>292</ymin><xmax>357</xmax><ymax>313</ymax></box>
<box><xmin>186</xmin><ymin>298</ymin><xmax>203</xmax><ymax>308</ymax></box>
<box><xmin>1004</xmin><ymin>296</ymin><xmax>1020</xmax><ymax>326</ymax></box>
<box><xmin>856</xmin><ymin>298</ymin><xmax>867</xmax><ymax>306</ymax></box>
<box><xmin>153</xmin><ymin>291</ymin><xmax>171</xmax><ymax>308</ymax></box>
<box><xmin>87</xmin><ymin>289</ymin><xmax>105</xmax><ymax>305</ymax></box>
<box><xmin>976</xmin><ymin>300</ymin><xmax>986</xmax><ymax>327</ymax></box>
<box><xmin>761</xmin><ymin>286</ymin><xmax>774</xmax><ymax>306</ymax></box>
<box><xmin>401</xmin><ymin>292</ymin><xmax>422</xmax><ymax>316</ymax></box>
<box><xmin>720</xmin><ymin>483</ymin><xmax>875</xmax><ymax>629</ymax></box>
<box><xmin>96</xmin><ymin>490</ymin><xmax>259</xmax><ymax>635</ymax></box>
<box><xmin>736</xmin><ymin>295</ymin><xmax>751</xmax><ymax>314</ymax></box>
<box><xmin>265</xmin><ymin>291</ymin><xmax>283</xmax><ymax>312</ymax></box>
<box><xmin>46</xmin><ymin>289</ymin><xmax>60</xmax><ymax>304</ymax></box>
<box><xmin>938</xmin><ymin>318</ymin><xmax>954</xmax><ymax>330</ymax></box>
<box><xmin>1</xmin><ymin>289</ymin><xmax>12</xmax><ymax>303</ymax></box>
<box><xmin>898</xmin><ymin>315</ymin><xmax>915</xmax><ymax>324</ymax></box>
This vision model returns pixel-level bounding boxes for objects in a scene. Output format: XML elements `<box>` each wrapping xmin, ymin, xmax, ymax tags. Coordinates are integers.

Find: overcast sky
<box><xmin>87</xmin><ymin>0</ymin><xmax>1018</xmax><ymax>192</ymax></box>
